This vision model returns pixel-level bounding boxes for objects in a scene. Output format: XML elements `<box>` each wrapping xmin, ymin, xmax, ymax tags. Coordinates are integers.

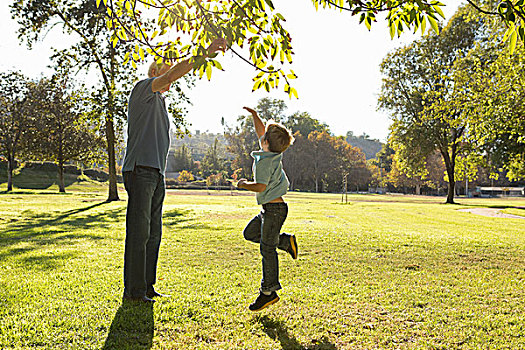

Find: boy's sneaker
<box><xmin>287</xmin><ymin>234</ymin><xmax>298</xmax><ymax>259</ymax></box>
<box><xmin>249</xmin><ymin>291</ymin><xmax>279</xmax><ymax>312</ymax></box>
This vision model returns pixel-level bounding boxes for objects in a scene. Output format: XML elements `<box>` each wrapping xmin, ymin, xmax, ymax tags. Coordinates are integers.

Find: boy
<box><xmin>237</xmin><ymin>106</ymin><xmax>298</xmax><ymax>312</ymax></box>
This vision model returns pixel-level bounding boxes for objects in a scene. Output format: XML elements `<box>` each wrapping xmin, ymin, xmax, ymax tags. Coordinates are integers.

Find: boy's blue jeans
<box><xmin>123</xmin><ymin>165</ymin><xmax>165</xmax><ymax>298</ymax></box>
<box><xmin>243</xmin><ymin>202</ymin><xmax>291</xmax><ymax>292</ymax></box>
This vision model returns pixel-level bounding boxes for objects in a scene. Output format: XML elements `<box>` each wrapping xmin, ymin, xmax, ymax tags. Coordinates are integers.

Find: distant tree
<box><xmin>13</xmin><ymin>0</ymin><xmax>192</xmax><ymax>201</ymax></box>
<box><xmin>0</xmin><ymin>72</ymin><xmax>34</xmax><ymax>192</ymax></box>
<box><xmin>255</xmin><ymin>98</ymin><xmax>287</xmax><ymax>122</ymax></box>
<box><xmin>30</xmin><ymin>76</ymin><xmax>104</xmax><ymax>193</ymax></box>
<box><xmin>285</xmin><ymin>112</ymin><xmax>329</xmax><ymax>137</ymax></box>
<box><xmin>454</xmin><ymin>43</ymin><xmax>525</xmax><ymax>181</ymax></box>
<box><xmin>12</xmin><ymin>0</ymin><xmax>131</xmax><ymax>200</ymax></box>
<box><xmin>200</xmin><ymin>138</ymin><xmax>226</xmax><ymax>177</ymax></box>
<box><xmin>379</xmin><ymin>6</ymin><xmax>483</xmax><ymax>203</ymax></box>
<box><xmin>326</xmin><ymin>136</ymin><xmax>368</xmax><ymax>192</ymax></box>
<box><xmin>172</xmin><ymin>145</ymin><xmax>194</xmax><ymax>172</ymax></box>
<box><xmin>305</xmin><ymin>131</ymin><xmax>336</xmax><ymax>193</ymax></box>
<box><xmin>282</xmin><ymin>132</ymin><xmax>308</xmax><ymax>191</ymax></box>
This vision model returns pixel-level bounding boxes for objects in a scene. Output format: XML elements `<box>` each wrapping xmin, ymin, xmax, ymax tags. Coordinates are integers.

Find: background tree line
<box><xmin>379</xmin><ymin>3</ymin><xmax>525</xmax><ymax>203</ymax></box>
<box><xmin>0</xmin><ymin>69</ymin><xmax>104</xmax><ymax>192</ymax></box>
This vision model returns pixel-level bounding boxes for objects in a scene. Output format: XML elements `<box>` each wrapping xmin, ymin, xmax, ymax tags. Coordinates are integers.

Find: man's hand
<box><xmin>207</xmin><ymin>38</ymin><xmax>227</xmax><ymax>56</ymax></box>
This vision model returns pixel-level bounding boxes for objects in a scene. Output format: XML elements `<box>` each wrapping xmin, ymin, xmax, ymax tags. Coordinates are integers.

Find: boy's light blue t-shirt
<box><xmin>251</xmin><ymin>150</ymin><xmax>289</xmax><ymax>205</ymax></box>
<box><xmin>122</xmin><ymin>78</ymin><xmax>170</xmax><ymax>175</ymax></box>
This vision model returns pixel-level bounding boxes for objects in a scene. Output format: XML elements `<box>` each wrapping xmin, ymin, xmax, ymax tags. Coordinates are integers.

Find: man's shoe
<box><xmin>249</xmin><ymin>291</ymin><xmax>279</xmax><ymax>312</ymax></box>
<box><xmin>146</xmin><ymin>290</ymin><xmax>170</xmax><ymax>298</ymax></box>
<box><xmin>122</xmin><ymin>295</ymin><xmax>155</xmax><ymax>303</ymax></box>
<box><xmin>287</xmin><ymin>234</ymin><xmax>298</xmax><ymax>260</ymax></box>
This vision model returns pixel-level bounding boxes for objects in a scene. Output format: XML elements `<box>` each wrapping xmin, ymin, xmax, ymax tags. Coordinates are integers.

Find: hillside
<box><xmin>346</xmin><ymin>131</ymin><xmax>383</xmax><ymax>159</ymax></box>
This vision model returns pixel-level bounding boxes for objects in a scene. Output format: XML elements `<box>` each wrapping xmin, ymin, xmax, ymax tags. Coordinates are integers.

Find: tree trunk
<box><xmin>7</xmin><ymin>155</ymin><xmax>14</xmax><ymax>192</ymax></box>
<box><xmin>415</xmin><ymin>184</ymin><xmax>421</xmax><ymax>195</ymax></box>
<box><xmin>315</xmin><ymin>178</ymin><xmax>319</xmax><ymax>193</ymax></box>
<box><xmin>443</xmin><ymin>157</ymin><xmax>456</xmax><ymax>204</ymax></box>
<box><xmin>58</xmin><ymin>160</ymin><xmax>65</xmax><ymax>193</ymax></box>
<box><xmin>106</xmin><ymin>47</ymin><xmax>119</xmax><ymax>202</ymax></box>
<box><xmin>105</xmin><ymin>115</ymin><xmax>119</xmax><ymax>201</ymax></box>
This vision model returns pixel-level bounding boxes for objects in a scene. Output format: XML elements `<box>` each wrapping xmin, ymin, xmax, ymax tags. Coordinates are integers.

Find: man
<box><xmin>121</xmin><ymin>38</ymin><xmax>227</xmax><ymax>302</ymax></box>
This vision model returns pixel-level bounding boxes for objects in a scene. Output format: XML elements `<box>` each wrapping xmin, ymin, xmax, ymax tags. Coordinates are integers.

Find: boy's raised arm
<box><xmin>243</xmin><ymin>107</ymin><xmax>265</xmax><ymax>139</ymax></box>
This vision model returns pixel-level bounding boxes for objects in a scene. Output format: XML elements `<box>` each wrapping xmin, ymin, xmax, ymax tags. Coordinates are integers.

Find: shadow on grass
<box><xmin>458</xmin><ymin>204</ymin><xmax>525</xmax><ymax>210</ymax></box>
<box><xmin>0</xmin><ymin>204</ymin><xmax>190</xmax><ymax>269</ymax></box>
<box><xmin>258</xmin><ymin>315</ymin><xmax>338</xmax><ymax>350</ymax></box>
<box><xmin>103</xmin><ymin>301</ymin><xmax>154</xmax><ymax>350</ymax></box>
<box><xmin>0</xmin><ymin>202</ymin><xmax>121</xmax><ymax>267</ymax></box>
<box><xmin>3</xmin><ymin>201</ymin><xmax>116</xmax><ymax>237</ymax></box>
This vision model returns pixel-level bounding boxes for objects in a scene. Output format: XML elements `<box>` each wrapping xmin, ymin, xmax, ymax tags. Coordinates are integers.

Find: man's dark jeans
<box><xmin>123</xmin><ymin>166</ymin><xmax>165</xmax><ymax>298</ymax></box>
<box><xmin>243</xmin><ymin>202</ymin><xmax>291</xmax><ymax>292</ymax></box>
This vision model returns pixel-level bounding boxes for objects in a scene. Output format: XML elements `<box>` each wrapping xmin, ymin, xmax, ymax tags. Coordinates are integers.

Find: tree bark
<box><xmin>58</xmin><ymin>140</ymin><xmax>65</xmax><ymax>193</ymax></box>
<box><xmin>105</xmin><ymin>114</ymin><xmax>119</xmax><ymax>201</ymax></box>
<box><xmin>7</xmin><ymin>154</ymin><xmax>13</xmax><ymax>192</ymax></box>
<box><xmin>415</xmin><ymin>184</ymin><xmax>421</xmax><ymax>195</ymax></box>
<box><xmin>106</xmin><ymin>47</ymin><xmax>120</xmax><ymax>202</ymax></box>
<box><xmin>441</xmin><ymin>150</ymin><xmax>456</xmax><ymax>204</ymax></box>
<box><xmin>58</xmin><ymin>161</ymin><xmax>65</xmax><ymax>193</ymax></box>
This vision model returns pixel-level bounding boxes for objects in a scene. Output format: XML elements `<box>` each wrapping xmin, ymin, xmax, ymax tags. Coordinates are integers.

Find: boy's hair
<box><xmin>263</xmin><ymin>121</ymin><xmax>295</xmax><ymax>153</ymax></box>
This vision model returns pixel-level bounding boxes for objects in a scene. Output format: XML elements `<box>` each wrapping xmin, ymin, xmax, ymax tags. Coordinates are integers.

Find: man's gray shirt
<box><xmin>122</xmin><ymin>78</ymin><xmax>170</xmax><ymax>175</ymax></box>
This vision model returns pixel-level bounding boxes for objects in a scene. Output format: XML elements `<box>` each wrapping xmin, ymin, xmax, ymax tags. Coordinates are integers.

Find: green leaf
<box><xmin>290</xmin><ymin>87</ymin><xmax>298</xmax><ymax>99</ymax></box>
<box><xmin>432</xmin><ymin>4</ymin><xmax>445</xmax><ymax>19</ymax></box>
<box><xmin>428</xmin><ymin>16</ymin><xmax>439</xmax><ymax>34</ymax></box>
<box><xmin>212</xmin><ymin>60</ymin><xmax>223</xmax><ymax>70</ymax></box>
<box><xmin>421</xmin><ymin>16</ymin><xmax>427</xmax><ymax>35</ymax></box>
<box><xmin>206</xmin><ymin>65</ymin><xmax>212</xmax><ymax>81</ymax></box>
<box><xmin>503</xmin><ymin>24</ymin><xmax>515</xmax><ymax>41</ymax></box>
<box><xmin>389</xmin><ymin>21</ymin><xmax>396</xmax><ymax>39</ymax></box>
<box><xmin>509</xmin><ymin>29</ymin><xmax>518</xmax><ymax>54</ymax></box>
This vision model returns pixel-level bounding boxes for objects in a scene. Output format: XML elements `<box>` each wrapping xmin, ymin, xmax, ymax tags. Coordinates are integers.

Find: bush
<box><xmin>64</xmin><ymin>165</ymin><xmax>81</xmax><ymax>175</ymax></box>
<box><xmin>24</xmin><ymin>162</ymin><xmax>58</xmax><ymax>172</ymax></box>
<box><xmin>84</xmin><ymin>168</ymin><xmax>109</xmax><ymax>182</ymax></box>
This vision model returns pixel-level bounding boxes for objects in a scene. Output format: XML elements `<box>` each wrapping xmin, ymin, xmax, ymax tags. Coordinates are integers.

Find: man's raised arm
<box><xmin>152</xmin><ymin>38</ymin><xmax>227</xmax><ymax>93</ymax></box>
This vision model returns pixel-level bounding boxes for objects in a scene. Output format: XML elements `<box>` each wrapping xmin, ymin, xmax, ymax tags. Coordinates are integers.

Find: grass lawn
<box><xmin>0</xmin><ymin>186</ymin><xmax>524</xmax><ymax>349</ymax></box>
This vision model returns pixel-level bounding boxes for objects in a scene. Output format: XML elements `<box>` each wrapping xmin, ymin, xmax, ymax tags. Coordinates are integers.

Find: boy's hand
<box><xmin>237</xmin><ymin>178</ymin><xmax>247</xmax><ymax>189</ymax></box>
<box><xmin>243</xmin><ymin>106</ymin><xmax>265</xmax><ymax>139</ymax></box>
<box><xmin>243</xmin><ymin>107</ymin><xmax>257</xmax><ymax>115</ymax></box>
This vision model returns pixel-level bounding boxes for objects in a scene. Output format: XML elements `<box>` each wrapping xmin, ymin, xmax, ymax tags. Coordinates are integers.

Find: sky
<box><xmin>1</xmin><ymin>0</ymin><xmax>463</xmax><ymax>142</ymax></box>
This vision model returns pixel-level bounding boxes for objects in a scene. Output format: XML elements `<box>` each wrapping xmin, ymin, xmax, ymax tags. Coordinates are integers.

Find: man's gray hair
<box><xmin>148</xmin><ymin>61</ymin><xmax>165</xmax><ymax>78</ymax></box>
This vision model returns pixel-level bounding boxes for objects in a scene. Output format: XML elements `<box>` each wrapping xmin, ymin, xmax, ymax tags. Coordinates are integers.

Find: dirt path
<box><xmin>458</xmin><ymin>208</ymin><xmax>525</xmax><ymax>219</ymax></box>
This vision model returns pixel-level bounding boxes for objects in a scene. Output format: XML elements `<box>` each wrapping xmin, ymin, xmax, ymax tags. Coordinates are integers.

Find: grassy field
<box><xmin>0</xmin><ymin>185</ymin><xmax>524</xmax><ymax>349</ymax></box>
